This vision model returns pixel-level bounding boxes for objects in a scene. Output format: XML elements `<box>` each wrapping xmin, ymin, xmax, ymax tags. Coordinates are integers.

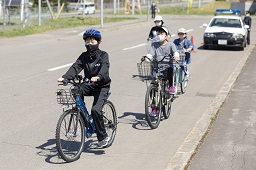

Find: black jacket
<box><xmin>149</xmin><ymin>26</ymin><xmax>159</xmax><ymax>39</ymax></box>
<box><xmin>244</xmin><ymin>16</ymin><xmax>252</xmax><ymax>29</ymax></box>
<box><xmin>63</xmin><ymin>49</ymin><xmax>111</xmax><ymax>87</ymax></box>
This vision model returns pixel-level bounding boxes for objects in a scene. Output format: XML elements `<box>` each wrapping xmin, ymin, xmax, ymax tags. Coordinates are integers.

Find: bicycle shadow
<box><xmin>118</xmin><ymin>112</ymin><xmax>151</xmax><ymax>130</ymax></box>
<box><xmin>36</xmin><ymin>138</ymin><xmax>106</xmax><ymax>164</ymax></box>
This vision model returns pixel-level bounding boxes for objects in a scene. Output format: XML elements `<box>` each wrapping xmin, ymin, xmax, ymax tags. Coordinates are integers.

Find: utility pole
<box><xmin>101</xmin><ymin>0</ymin><xmax>103</xmax><ymax>28</ymax></box>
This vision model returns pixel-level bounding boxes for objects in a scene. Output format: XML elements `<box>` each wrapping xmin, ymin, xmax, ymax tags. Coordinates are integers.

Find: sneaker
<box><xmin>169</xmin><ymin>86</ymin><xmax>175</xmax><ymax>95</ymax></box>
<box><xmin>151</xmin><ymin>109</ymin><xmax>157</xmax><ymax>116</ymax></box>
<box><xmin>98</xmin><ymin>137</ymin><xmax>110</xmax><ymax>148</ymax></box>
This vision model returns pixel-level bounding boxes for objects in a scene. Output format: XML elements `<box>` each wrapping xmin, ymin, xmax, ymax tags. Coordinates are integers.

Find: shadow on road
<box><xmin>118</xmin><ymin>112</ymin><xmax>151</xmax><ymax>130</ymax></box>
<box><xmin>36</xmin><ymin>138</ymin><xmax>105</xmax><ymax>164</ymax></box>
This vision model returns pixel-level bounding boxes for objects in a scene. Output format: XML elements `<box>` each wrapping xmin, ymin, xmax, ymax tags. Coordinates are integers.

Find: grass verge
<box><xmin>0</xmin><ymin>16</ymin><xmax>137</xmax><ymax>38</ymax></box>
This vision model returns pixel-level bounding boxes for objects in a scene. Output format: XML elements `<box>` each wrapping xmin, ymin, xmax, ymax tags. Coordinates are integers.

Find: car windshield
<box><xmin>209</xmin><ymin>18</ymin><xmax>242</xmax><ymax>28</ymax></box>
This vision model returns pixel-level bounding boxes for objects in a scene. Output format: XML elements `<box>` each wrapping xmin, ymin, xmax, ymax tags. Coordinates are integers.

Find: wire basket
<box><xmin>137</xmin><ymin>62</ymin><xmax>153</xmax><ymax>80</ymax></box>
<box><xmin>56</xmin><ymin>89</ymin><xmax>75</xmax><ymax>105</ymax></box>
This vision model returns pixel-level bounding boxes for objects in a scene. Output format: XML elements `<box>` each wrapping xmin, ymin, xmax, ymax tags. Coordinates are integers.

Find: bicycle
<box><xmin>55</xmin><ymin>75</ymin><xmax>117</xmax><ymax>162</ymax></box>
<box><xmin>138</xmin><ymin>55</ymin><xmax>173</xmax><ymax>129</ymax></box>
<box><xmin>173</xmin><ymin>49</ymin><xmax>189</xmax><ymax>94</ymax></box>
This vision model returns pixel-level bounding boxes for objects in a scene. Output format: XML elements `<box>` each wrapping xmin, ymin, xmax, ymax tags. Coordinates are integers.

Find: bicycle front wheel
<box><xmin>145</xmin><ymin>84</ymin><xmax>161</xmax><ymax>129</ymax></box>
<box><xmin>180</xmin><ymin>68</ymin><xmax>188</xmax><ymax>94</ymax></box>
<box><xmin>102</xmin><ymin>100</ymin><xmax>117</xmax><ymax>147</ymax></box>
<box><xmin>55</xmin><ymin>109</ymin><xmax>85</xmax><ymax>162</ymax></box>
<box><xmin>162</xmin><ymin>81</ymin><xmax>172</xmax><ymax>119</ymax></box>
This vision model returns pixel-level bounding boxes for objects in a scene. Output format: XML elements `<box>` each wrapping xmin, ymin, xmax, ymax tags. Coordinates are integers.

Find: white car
<box><xmin>203</xmin><ymin>14</ymin><xmax>249</xmax><ymax>50</ymax></box>
<box><xmin>78</xmin><ymin>3</ymin><xmax>95</xmax><ymax>15</ymax></box>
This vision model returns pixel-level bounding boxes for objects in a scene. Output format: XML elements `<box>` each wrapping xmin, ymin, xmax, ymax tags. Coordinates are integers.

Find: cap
<box><xmin>154</xmin><ymin>15</ymin><xmax>163</xmax><ymax>21</ymax></box>
<box><xmin>178</xmin><ymin>28</ymin><xmax>186</xmax><ymax>34</ymax></box>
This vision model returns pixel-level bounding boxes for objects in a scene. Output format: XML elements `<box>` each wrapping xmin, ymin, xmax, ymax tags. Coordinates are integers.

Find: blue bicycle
<box><xmin>55</xmin><ymin>75</ymin><xmax>117</xmax><ymax>162</ymax></box>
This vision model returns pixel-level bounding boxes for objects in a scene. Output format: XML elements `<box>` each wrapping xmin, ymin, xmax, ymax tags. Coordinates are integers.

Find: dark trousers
<box><xmin>166</xmin><ymin>65</ymin><xmax>174</xmax><ymax>87</ymax></box>
<box><xmin>152</xmin><ymin>11</ymin><xmax>155</xmax><ymax>19</ymax></box>
<box><xmin>247</xmin><ymin>30</ymin><xmax>251</xmax><ymax>44</ymax></box>
<box><xmin>80</xmin><ymin>84</ymin><xmax>109</xmax><ymax>141</ymax></box>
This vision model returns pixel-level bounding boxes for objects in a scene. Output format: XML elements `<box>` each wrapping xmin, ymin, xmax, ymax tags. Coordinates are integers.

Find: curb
<box><xmin>164</xmin><ymin>41</ymin><xmax>256</xmax><ymax>169</ymax></box>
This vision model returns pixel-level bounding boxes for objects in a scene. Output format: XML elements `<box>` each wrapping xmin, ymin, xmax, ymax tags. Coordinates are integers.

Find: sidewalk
<box><xmin>187</xmin><ymin>45</ymin><xmax>256</xmax><ymax>170</ymax></box>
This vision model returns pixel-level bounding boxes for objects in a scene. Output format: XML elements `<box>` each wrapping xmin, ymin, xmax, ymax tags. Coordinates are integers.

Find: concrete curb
<box><xmin>164</xmin><ymin>41</ymin><xmax>256</xmax><ymax>169</ymax></box>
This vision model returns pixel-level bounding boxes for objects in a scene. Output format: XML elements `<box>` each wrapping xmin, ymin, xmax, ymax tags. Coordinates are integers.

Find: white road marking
<box><xmin>50</xmin><ymin>29</ymin><xmax>195</xmax><ymax>71</ymax></box>
<box><xmin>123</xmin><ymin>43</ymin><xmax>146</xmax><ymax>50</ymax></box>
<box><xmin>48</xmin><ymin>63</ymin><xmax>73</xmax><ymax>71</ymax></box>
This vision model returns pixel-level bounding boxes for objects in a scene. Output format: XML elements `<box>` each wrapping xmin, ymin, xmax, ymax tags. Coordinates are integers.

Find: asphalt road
<box><xmin>0</xmin><ymin>15</ymin><xmax>255</xmax><ymax>170</ymax></box>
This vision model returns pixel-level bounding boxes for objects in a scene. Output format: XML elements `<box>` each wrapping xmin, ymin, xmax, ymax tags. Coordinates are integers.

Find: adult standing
<box><xmin>150</xmin><ymin>2</ymin><xmax>156</xmax><ymax>19</ymax></box>
<box><xmin>244</xmin><ymin>11</ymin><xmax>252</xmax><ymax>45</ymax></box>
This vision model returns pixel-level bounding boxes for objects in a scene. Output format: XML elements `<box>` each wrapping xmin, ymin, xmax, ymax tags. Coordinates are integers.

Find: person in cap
<box><xmin>173</xmin><ymin>28</ymin><xmax>194</xmax><ymax>78</ymax></box>
<box><xmin>148</xmin><ymin>15</ymin><xmax>164</xmax><ymax>41</ymax></box>
<box><xmin>146</xmin><ymin>26</ymin><xmax>180</xmax><ymax>96</ymax></box>
<box><xmin>57</xmin><ymin>28</ymin><xmax>111</xmax><ymax>148</ymax></box>
<box><xmin>150</xmin><ymin>2</ymin><xmax>156</xmax><ymax>19</ymax></box>
<box><xmin>244</xmin><ymin>11</ymin><xmax>252</xmax><ymax>45</ymax></box>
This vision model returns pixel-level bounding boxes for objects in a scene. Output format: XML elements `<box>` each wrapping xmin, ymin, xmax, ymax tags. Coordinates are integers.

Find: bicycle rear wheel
<box><xmin>102</xmin><ymin>100</ymin><xmax>117</xmax><ymax>147</ymax></box>
<box><xmin>145</xmin><ymin>84</ymin><xmax>161</xmax><ymax>129</ymax></box>
<box><xmin>180</xmin><ymin>69</ymin><xmax>188</xmax><ymax>94</ymax></box>
<box><xmin>55</xmin><ymin>109</ymin><xmax>85</xmax><ymax>162</ymax></box>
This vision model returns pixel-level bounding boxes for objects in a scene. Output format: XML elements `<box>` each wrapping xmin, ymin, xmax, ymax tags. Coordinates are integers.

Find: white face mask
<box><xmin>157</xmin><ymin>35</ymin><xmax>166</xmax><ymax>42</ymax></box>
<box><xmin>155</xmin><ymin>21</ymin><xmax>162</xmax><ymax>27</ymax></box>
<box><xmin>178</xmin><ymin>35</ymin><xmax>185</xmax><ymax>39</ymax></box>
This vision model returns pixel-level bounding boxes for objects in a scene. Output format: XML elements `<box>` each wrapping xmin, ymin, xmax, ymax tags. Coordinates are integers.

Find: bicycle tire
<box><xmin>145</xmin><ymin>84</ymin><xmax>161</xmax><ymax>129</ymax></box>
<box><xmin>55</xmin><ymin>109</ymin><xmax>85</xmax><ymax>162</ymax></box>
<box><xmin>102</xmin><ymin>100</ymin><xmax>117</xmax><ymax>147</ymax></box>
<box><xmin>162</xmin><ymin>81</ymin><xmax>172</xmax><ymax>119</ymax></box>
<box><xmin>180</xmin><ymin>69</ymin><xmax>188</xmax><ymax>94</ymax></box>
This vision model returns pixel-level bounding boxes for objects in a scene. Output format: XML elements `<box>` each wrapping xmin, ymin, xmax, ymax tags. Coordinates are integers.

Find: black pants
<box><xmin>80</xmin><ymin>84</ymin><xmax>110</xmax><ymax>141</ymax></box>
<box><xmin>166</xmin><ymin>66</ymin><xmax>174</xmax><ymax>87</ymax></box>
<box><xmin>152</xmin><ymin>11</ymin><xmax>155</xmax><ymax>19</ymax></box>
<box><xmin>247</xmin><ymin>30</ymin><xmax>251</xmax><ymax>44</ymax></box>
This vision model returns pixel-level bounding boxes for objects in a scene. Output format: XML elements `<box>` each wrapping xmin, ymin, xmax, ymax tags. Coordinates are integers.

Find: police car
<box><xmin>203</xmin><ymin>9</ymin><xmax>249</xmax><ymax>50</ymax></box>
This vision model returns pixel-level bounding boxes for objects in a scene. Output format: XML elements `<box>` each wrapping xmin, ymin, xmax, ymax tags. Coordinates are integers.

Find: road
<box><xmin>0</xmin><ymin>15</ymin><xmax>255</xmax><ymax>170</ymax></box>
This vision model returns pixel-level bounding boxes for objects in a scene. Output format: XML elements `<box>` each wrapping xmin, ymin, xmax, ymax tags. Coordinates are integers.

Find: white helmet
<box><xmin>154</xmin><ymin>15</ymin><xmax>163</xmax><ymax>22</ymax></box>
<box><xmin>178</xmin><ymin>28</ymin><xmax>186</xmax><ymax>34</ymax></box>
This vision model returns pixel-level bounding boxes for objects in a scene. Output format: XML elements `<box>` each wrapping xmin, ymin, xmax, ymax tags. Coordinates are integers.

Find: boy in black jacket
<box><xmin>58</xmin><ymin>28</ymin><xmax>111</xmax><ymax>148</ymax></box>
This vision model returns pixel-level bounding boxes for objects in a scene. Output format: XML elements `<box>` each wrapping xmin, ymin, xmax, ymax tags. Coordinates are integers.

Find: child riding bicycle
<box><xmin>57</xmin><ymin>28</ymin><xmax>111</xmax><ymax>148</ymax></box>
<box><xmin>173</xmin><ymin>28</ymin><xmax>194</xmax><ymax>79</ymax></box>
<box><xmin>146</xmin><ymin>26</ymin><xmax>180</xmax><ymax>95</ymax></box>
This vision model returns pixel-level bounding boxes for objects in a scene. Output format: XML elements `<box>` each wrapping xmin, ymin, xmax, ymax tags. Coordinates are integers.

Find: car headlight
<box><xmin>232</xmin><ymin>33</ymin><xmax>243</xmax><ymax>38</ymax></box>
<box><xmin>204</xmin><ymin>33</ymin><xmax>215</xmax><ymax>37</ymax></box>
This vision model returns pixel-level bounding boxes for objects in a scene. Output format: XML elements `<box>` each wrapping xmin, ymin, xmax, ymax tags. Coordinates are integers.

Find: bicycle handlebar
<box><xmin>58</xmin><ymin>75</ymin><xmax>97</xmax><ymax>86</ymax></box>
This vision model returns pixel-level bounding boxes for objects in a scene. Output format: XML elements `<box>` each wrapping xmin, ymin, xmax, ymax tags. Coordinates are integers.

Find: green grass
<box><xmin>0</xmin><ymin>1</ymin><xmax>232</xmax><ymax>37</ymax></box>
<box><xmin>0</xmin><ymin>16</ymin><xmax>137</xmax><ymax>38</ymax></box>
<box><xmin>142</xmin><ymin>1</ymin><xmax>231</xmax><ymax>15</ymax></box>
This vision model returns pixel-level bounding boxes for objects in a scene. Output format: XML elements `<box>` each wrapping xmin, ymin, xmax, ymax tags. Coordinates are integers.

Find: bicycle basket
<box><xmin>137</xmin><ymin>62</ymin><xmax>153</xmax><ymax>80</ymax></box>
<box><xmin>56</xmin><ymin>89</ymin><xmax>75</xmax><ymax>105</ymax></box>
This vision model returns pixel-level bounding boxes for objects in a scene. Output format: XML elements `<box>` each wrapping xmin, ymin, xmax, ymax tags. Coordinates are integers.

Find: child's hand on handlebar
<box><xmin>57</xmin><ymin>77</ymin><xmax>64</xmax><ymax>82</ymax></box>
<box><xmin>91</xmin><ymin>76</ymin><xmax>100</xmax><ymax>83</ymax></box>
<box><xmin>173</xmin><ymin>55</ymin><xmax>179</xmax><ymax>61</ymax></box>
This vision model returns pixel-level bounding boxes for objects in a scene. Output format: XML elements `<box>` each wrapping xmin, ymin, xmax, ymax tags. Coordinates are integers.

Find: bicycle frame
<box><xmin>75</xmin><ymin>95</ymin><xmax>96</xmax><ymax>136</ymax></box>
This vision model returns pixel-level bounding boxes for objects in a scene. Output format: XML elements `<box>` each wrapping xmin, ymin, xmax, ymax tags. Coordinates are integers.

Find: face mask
<box><xmin>155</xmin><ymin>21</ymin><xmax>162</xmax><ymax>27</ymax></box>
<box><xmin>178</xmin><ymin>35</ymin><xmax>185</xmax><ymax>39</ymax></box>
<box><xmin>85</xmin><ymin>44</ymin><xmax>99</xmax><ymax>53</ymax></box>
<box><xmin>157</xmin><ymin>35</ymin><xmax>166</xmax><ymax>42</ymax></box>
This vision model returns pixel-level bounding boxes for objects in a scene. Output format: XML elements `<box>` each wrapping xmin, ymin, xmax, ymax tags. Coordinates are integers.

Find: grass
<box><xmin>147</xmin><ymin>1</ymin><xmax>231</xmax><ymax>15</ymax></box>
<box><xmin>0</xmin><ymin>1</ymin><xmax>231</xmax><ymax>38</ymax></box>
<box><xmin>0</xmin><ymin>16</ymin><xmax>137</xmax><ymax>38</ymax></box>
